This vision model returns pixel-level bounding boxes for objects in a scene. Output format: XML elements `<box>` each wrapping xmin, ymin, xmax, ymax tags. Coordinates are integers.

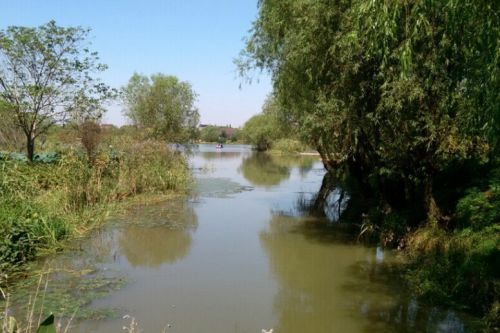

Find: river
<box><xmin>11</xmin><ymin>144</ymin><xmax>478</xmax><ymax>332</ymax></box>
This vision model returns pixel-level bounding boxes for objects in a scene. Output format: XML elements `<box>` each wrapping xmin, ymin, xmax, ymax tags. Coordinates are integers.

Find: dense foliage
<box><xmin>240</xmin><ymin>0</ymin><xmax>498</xmax><ymax>216</ymax></box>
<box><xmin>198</xmin><ymin>126</ymin><xmax>240</xmax><ymax>143</ymax></box>
<box><xmin>199</xmin><ymin>126</ymin><xmax>221</xmax><ymax>142</ymax></box>
<box><xmin>239</xmin><ymin>0</ymin><xmax>499</xmax><ymax>323</ymax></box>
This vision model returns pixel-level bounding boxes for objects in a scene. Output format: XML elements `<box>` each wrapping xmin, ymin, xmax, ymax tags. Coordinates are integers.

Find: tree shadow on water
<box><xmin>117</xmin><ymin>199</ymin><xmax>198</xmax><ymax>268</ymax></box>
<box><xmin>260</xmin><ymin>169</ymin><xmax>480</xmax><ymax>332</ymax></box>
<box><xmin>239</xmin><ymin>152</ymin><xmax>291</xmax><ymax>187</ymax></box>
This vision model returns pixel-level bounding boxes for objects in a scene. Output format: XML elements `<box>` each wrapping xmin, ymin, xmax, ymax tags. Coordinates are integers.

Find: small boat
<box><xmin>216</xmin><ymin>144</ymin><xmax>224</xmax><ymax>149</ymax></box>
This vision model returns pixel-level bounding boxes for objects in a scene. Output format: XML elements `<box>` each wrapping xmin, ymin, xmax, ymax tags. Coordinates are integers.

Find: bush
<box><xmin>406</xmin><ymin>224</ymin><xmax>500</xmax><ymax>316</ymax></box>
<box><xmin>401</xmin><ymin>166</ymin><xmax>500</xmax><ymax>324</ymax></box>
<box><xmin>456</xmin><ymin>186</ymin><xmax>500</xmax><ymax>230</ymax></box>
<box><xmin>80</xmin><ymin>120</ymin><xmax>102</xmax><ymax>164</ymax></box>
<box><xmin>0</xmin><ymin>204</ymin><xmax>69</xmax><ymax>271</ymax></box>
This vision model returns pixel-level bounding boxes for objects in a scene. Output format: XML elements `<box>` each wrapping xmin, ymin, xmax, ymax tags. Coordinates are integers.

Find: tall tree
<box><xmin>122</xmin><ymin>73</ymin><xmax>199</xmax><ymax>142</ymax></box>
<box><xmin>0</xmin><ymin>21</ymin><xmax>112</xmax><ymax>161</ymax></box>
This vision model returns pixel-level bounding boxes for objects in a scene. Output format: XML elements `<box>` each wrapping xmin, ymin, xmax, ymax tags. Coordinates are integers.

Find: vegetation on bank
<box><xmin>239</xmin><ymin>0</ymin><xmax>499</xmax><ymax>326</ymax></box>
<box><xmin>0</xmin><ymin>130</ymin><xmax>190</xmax><ymax>275</ymax></box>
<box><xmin>0</xmin><ymin>20</ymin><xmax>201</xmax><ymax>279</ymax></box>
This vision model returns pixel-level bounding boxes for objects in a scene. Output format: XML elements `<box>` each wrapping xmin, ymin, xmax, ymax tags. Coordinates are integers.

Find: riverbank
<box><xmin>318</xmin><ymin>164</ymin><xmax>500</xmax><ymax>329</ymax></box>
<box><xmin>0</xmin><ymin>139</ymin><xmax>191</xmax><ymax>279</ymax></box>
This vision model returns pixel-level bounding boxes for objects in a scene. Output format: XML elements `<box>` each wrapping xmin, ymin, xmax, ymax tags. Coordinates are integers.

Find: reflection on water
<box><xmin>116</xmin><ymin>199</ymin><xmax>197</xmax><ymax>267</ymax></box>
<box><xmin>271</xmin><ymin>154</ymin><xmax>316</xmax><ymax>178</ymax></box>
<box><xmin>119</xmin><ymin>225</ymin><xmax>193</xmax><ymax>267</ymax></box>
<box><xmin>260</xmin><ymin>214</ymin><xmax>374</xmax><ymax>332</ymax></box>
<box><xmin>239</xmin><ymin>153</ymin><xmax>290</xmax><ymax>187</ymax></box>
<box><xmin>200</xmin><ymin>151</ymin><xmax>241</xmax><ymax>160</ymax></box>
<box><xmin>286</xmin><ymin>171</ymin><xmax>350</xmax><ymax>222</ymax></box>
<box><xmin>239</xmin><ymin>153</ymin><xmax>317</xmax><ymax>187</ymax></box>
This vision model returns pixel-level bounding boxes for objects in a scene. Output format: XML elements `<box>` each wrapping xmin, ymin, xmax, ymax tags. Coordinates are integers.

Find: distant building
<box><xmin>219</xmin><ymin>127</ymin><xmax>235</xmax><ymax>139</ymax></box>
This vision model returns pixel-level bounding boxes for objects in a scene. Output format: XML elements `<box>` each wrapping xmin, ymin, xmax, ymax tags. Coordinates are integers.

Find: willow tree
<box><xmin>122</xmin><ymin>73</ymin><xmax>199</xmax><ymax>142</ymax></box>
<box><xmin>239</xmin><ymin>0</ymin><xmax>499</xmax><ymax>220</ymax></box>
<box><xmin>356</xmin><ymin>0</ymin><xmax>499</xmax><ymax>218</ymax></box>
<box><xmin>0</xmin><ymin>21</ymin><xmax>112</xmax><ymax>161</ymax></box>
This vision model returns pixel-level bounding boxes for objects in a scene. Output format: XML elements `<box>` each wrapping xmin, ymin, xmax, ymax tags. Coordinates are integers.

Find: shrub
<box><xmin>270</xmin><ymin>138</ymin><xmax>307</xmax><ymax>154</ymax></box>
<box><xmin>456</xmin><ymin>186</ymin><xmax>500</xmax><ymax>230</ymax></box>
<box><xmin>80</xmin><ymin>120</ymin><xmax>102</xmax><ymax>164</ymax></box>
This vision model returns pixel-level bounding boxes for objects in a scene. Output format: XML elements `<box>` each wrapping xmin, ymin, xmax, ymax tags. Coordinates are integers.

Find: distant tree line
<box><xmin>199</xmin><ymin>125</ymin><xmax>240</xmax><ymax>143</ymax></box>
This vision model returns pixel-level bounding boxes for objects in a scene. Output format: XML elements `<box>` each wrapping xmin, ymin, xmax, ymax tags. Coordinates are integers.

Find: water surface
<box><xmin>14</xmin><ymin>144</ymin><xmax>479</xmax><ymax>332</ymax></box>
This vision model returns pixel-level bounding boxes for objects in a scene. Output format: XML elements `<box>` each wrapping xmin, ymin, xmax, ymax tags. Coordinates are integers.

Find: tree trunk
<box><xmin>26</xmin><ymin>133</ymin><xmax>35</xmax><ymax>162</ymax></box>
<box><xmin>311</xmin><ymin>171</ymin><xmax>335</xmax><ymax>215</ymax></box>
<box><xmin>316</xmin><ymin>145</ymin><xmax>335</xmax><ymax>171</ymax></box>
<box><xmin>424</xmin><ymin>180</ymin><xmax>441</xmax><ymax>223</ymax></box>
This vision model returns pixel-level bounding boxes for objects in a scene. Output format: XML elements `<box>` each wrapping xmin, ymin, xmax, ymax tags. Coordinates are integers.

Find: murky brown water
<box><xmin>12</xmin><ymin>144</ymin><xmax>480</xmax><ymax>332</ymax></box>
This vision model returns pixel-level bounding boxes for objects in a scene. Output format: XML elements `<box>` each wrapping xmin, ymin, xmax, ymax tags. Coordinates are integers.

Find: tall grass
<box><xmin>1</xmin><ymin>271</ymin><xmax>77</xmax><ymax>333</ymax></box>
<box><xmin>0</xmin><ymin>139</ymin><xmax>190</xmax><ymax>275</ymax></box>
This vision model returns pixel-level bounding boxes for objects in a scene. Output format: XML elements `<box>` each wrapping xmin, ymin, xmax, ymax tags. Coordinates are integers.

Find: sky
<box><xmin>0</xmin><ymin>0</ymin><xmax>271</xmax><ymax>127</ymax></box>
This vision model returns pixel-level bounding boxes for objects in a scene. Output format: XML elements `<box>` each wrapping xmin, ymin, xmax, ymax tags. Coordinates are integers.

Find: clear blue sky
<box><xmin>1</xmin><ymin>0</ymin><xmax>271</xmax><ymax>127</ymax></box>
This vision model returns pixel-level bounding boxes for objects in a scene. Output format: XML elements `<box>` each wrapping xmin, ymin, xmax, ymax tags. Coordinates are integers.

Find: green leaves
<box><xmin>0</xmin><ymin>21</ymin><xmax>113</xmax><ymax>161</ymax></box>
<box><xmin>239</xmin><ymin>0</ymin><xmax>499</xmax><ymax>215</ymax></box>
<box><xmin>121</xmin><ymin>73</ymin><xmax>199</xmax><ymax>142</ymax></box>
<box><xmin>36</xmin><ymin>314</ymin><xmax>56</xmax><ymax>333</ymax></box>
